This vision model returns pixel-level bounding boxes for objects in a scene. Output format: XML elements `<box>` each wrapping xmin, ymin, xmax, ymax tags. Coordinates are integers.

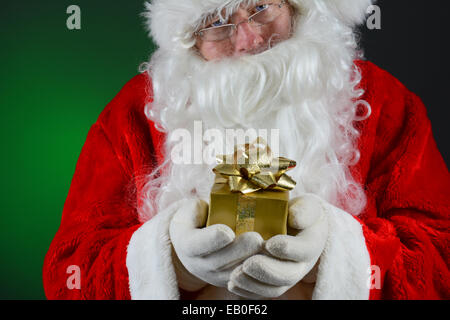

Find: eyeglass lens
<box><xmin>199</xmin><ymin>2</ymin><xmax>285</xmax><ymax>42</ymax></box>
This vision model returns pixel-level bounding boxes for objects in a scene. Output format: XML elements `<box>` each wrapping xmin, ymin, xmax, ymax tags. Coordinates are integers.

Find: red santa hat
<box><xmin>144</xmin><ymin>0</ymin><xmax>374</xmax><ymax>50</ymax></box>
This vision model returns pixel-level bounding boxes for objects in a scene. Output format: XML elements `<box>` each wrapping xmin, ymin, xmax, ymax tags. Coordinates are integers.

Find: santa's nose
<box><xmin>232</xmin><ymin>11</ymin><xmax>264</xmax><ymax>55</ymax></box>
<box><xmin>234</xmin><ymin>23</ymin><xmax>264</xmax><ymax>54</ymax></box>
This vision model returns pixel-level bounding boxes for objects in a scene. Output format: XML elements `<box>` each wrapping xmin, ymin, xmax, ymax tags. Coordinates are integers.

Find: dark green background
<box><xmin>1</xmin><ymin>0</ymin><xmax>155</xmax><ymax>299</ymax></box>
<box><xmin>1</xmin><ymin>1</ymin><xmax>448</xmax><ymax>300</ymax></box>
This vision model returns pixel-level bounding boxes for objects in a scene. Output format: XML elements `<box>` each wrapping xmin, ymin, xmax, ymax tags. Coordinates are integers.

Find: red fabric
<box><xmin>43</xmin><ymin>60</ymin><xmax>450</xmax><ymax>300</ymax></box>
<box><xmin>352</xmin><ymin>61</ymin><xmax>450</xmax><ymax>299</ymax></box>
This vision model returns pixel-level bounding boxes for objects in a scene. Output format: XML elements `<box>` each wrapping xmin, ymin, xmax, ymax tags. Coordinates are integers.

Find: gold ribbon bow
<box><xmin>213</xmin><ymin>137</ymin><xmax>297</xmax><ymax>194</ymax></box>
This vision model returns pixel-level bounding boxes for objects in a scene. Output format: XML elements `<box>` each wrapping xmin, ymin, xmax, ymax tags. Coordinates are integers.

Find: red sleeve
<box><xmin>356</xmin><ymin>62</ymin><xmax>450</xmax><ymax>300</ymax></box>
<box><xmin>43</xmin><ymin>73</ymin><xmax>162</xmax><ymax>299</ymax></box>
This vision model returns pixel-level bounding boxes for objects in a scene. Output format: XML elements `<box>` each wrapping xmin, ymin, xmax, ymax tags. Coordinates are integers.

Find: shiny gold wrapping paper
<box><xmin>206</xmin><ymin>182</ymin><xmax>289</xmax><ymax>240</ymax></box>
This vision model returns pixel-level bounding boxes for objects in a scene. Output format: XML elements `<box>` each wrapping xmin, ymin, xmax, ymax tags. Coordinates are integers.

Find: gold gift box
<box><xmin>206</xmin><ymin>181</ymin><xmax>289</xmax><ymax>240</ymax></box>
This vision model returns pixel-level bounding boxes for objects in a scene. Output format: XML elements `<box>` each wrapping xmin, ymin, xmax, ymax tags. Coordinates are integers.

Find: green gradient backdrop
<box><xmin>1</xmin><ymin>0</ymin><xmax>155</xmax><ymax>299</ymax></box>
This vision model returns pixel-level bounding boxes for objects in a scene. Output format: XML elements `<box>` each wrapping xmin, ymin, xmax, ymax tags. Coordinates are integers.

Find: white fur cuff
<box><xmin>126</xmin><ymin>204</ymin><xmax>181</xmax><ymax>300</ymax></box>
<box><xmin>312</xmin><ymin>202</ymin><xmax>371</xmax><ymax>300</ymax></box>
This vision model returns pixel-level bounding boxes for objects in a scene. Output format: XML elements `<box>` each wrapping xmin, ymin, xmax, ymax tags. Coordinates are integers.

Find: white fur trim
<box><xmin>312</xmin><ymin>203</ymin><xmax>371</xmax><ymax>299</ymax></box>
<box><xmin>126</xmin><ymin>199</ymin><xmax>371</xmax><ymax>300</ymax></box>
<box><xmin>143</xmin><ymin>0</ymin><xmax>374</xmax><ymax>50</ymax></box>
<box><xmin>126</xmin><ymin>203</ymin><xmax>180</xmax><ymax>300</ymax></box>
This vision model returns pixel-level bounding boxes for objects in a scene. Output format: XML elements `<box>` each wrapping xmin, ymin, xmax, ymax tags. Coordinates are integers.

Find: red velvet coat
<box><xmin>43</xmin><ymin>60</ymin><xmax>450</xmax><ymax>300</ymax></box>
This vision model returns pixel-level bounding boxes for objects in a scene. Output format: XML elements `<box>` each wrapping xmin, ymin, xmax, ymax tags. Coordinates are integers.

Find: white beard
<box><xmin>138</xmin><ymin>9</ymin><xmax>371</xmax><ymax>222</ymax></box>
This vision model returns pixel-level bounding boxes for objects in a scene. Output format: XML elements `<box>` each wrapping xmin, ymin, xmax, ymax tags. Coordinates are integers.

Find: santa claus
<box><xmin>43</xmin><ymin>0</ymin><xmax>449</xmax><ymax>300</ymax></box>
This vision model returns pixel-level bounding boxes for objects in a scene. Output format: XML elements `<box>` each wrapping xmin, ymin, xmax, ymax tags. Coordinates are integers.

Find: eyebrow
<box><xmin>200</xmin><ymin>8</ymin><xmax>230</xmax><ymax>28</ymax></box>
<box><xmin>196</xmin><ymin>0</ymin><xmax>265</xmax><ymax>29</ymax></box>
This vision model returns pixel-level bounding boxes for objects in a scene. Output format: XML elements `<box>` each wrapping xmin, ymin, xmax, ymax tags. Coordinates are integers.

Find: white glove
<box><xmin>228</xmin><ymin>194</ymin><xmax>328</xmax><ymax>299</ymax></box>
<box><xmin>170</xmin><ymin>198</ymin><xmax>264</xmax><ymax>291</ymax></box>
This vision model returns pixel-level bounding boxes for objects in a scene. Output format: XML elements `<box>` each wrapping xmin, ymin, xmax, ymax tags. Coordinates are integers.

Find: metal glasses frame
<box><xmin>194</xmin><ymin>0</ymin><xmax>288</xmax><ymax>41</ymax></box>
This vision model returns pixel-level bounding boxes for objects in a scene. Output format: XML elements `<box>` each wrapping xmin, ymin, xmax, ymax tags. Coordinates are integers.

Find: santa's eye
<box><xmin>254</xmin><ymin>4</ymin><xmax>269</xmax><ymax>12</ymax></box>
<box><xmin>211</xmin><ymin>20</ymin><xmax>226</xmax><ymax>27</ymax></box>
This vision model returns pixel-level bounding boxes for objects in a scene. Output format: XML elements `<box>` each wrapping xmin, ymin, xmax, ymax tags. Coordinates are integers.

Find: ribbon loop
<box><xmin>214</xmin><ymin>137</ymin><xmax>297</xmax><ymax>193</ymax></box>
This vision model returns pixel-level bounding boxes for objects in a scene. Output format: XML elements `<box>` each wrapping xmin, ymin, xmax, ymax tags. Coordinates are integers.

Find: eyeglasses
<box><xmin>194</xmin><ymin>1</ymin><xmax>288</xmax><ymax>42</ymax></box>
